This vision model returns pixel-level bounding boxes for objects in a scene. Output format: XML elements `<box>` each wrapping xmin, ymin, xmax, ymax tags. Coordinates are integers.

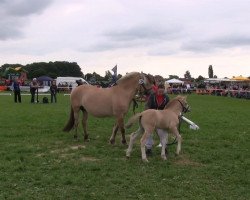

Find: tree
<box><xmin>208</xmin><ymin>65</ymin><xmax>213</xmax><ymax>78</ymax></box>
<box><xmin>169</xmin><ymin>75</ymin><xmax>179</xmax><ymax>79</ymax></box>
<box><xmin>184</xmin><ymin>70</ymin><xmax>192</xmax><ymax>79</ymax></box>
<box><xmin>195</xmin><ymin>75</ymin><xmax>205</xmax><ymax>83</ymax></box>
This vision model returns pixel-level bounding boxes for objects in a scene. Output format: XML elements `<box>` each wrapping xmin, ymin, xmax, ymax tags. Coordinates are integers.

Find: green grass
<box><xmin>0</xmin><ymin>93</ymin><xmax>249</xmax><ymax>199</ymax></box>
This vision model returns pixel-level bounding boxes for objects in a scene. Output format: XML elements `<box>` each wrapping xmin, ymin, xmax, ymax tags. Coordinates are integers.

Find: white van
<box><xmin>56</xmin><ymin>77</ymin><xmax>88</xmax><ymax>89</ymax></box>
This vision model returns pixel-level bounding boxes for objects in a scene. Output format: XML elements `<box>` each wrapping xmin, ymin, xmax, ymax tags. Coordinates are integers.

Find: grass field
<box><xmin>0</xmin><ymin>93</ymin><xmax>249</xmax><ymax>199</ymax></box>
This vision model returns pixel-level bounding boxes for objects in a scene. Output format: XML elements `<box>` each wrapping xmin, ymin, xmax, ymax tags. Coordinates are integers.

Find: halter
<box><xmin>138</xmin><ymin>75</ymin><xmax>152</xmax><ymax>96</ymax></box>
<box><xmin>177</xmin><ymin>99</ymin><xmax>190</xmax><ymax>113</ymax></box>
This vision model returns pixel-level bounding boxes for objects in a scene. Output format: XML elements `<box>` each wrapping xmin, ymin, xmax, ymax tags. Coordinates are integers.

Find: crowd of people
<box><xmin>196</xmin><ymin>84</ymin><xmax>250</xmax><ymax>99</ymax></box>
<box><xmin>11</xmin><ymin>78</ymin><xmax>58</xmax><ymax>103</ymax></box>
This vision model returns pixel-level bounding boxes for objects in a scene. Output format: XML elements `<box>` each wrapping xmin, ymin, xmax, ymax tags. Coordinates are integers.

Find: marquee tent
<box><xmin>166</xmin><ymin>78</ymin><xmax>184</xmax><ymax>84</ymax></box>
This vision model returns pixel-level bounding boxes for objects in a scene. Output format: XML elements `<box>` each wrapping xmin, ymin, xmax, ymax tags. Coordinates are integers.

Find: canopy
<box><xmin>37</xmin><ymin>76</ymin><xmax>53</xmax><ymax>82</ymax></box>
<box><xmin>204</xmin><ymin>78</ymin><xmax>232</xmax><ymax>83</ymax></box>
<box><xmin>231</xmin><ymin>76</ymin><xmax>250</xmax><ymax>81</ymax></box>
<box><xmin>166</xmin><ymin>78</ymin><xmax>184</xmax><ymax>84</ymax></box>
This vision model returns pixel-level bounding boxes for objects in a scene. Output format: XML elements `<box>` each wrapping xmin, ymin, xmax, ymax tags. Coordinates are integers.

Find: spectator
<box><xmin>12</xmin><ymin>78</ymin><xmax>21</xmax><ymax>103</ymax></box>
<box><xmin>50</xmin><ymin>80</ymin><xmax>57</xmax><ymax>103</ymax></box>
<box><xmin>30</xmin><ymin>78</ymin><xmax>39</xmax><ymax>103</ymax></box>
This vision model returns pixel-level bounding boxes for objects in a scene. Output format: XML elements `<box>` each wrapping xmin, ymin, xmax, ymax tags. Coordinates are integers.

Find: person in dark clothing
<box><xmin>30</xmin><ymin>78</ymin><xmax>39</xmax><ymax>103</ymax></box>
<box><xmin>145</xmin><ymin>84</ymin><xmax>170</xmax><ymax>155</ymax></box>
<box><xmin>13</xmin><ymin>78</ymin><xmax>21</xmax><ymax>103</ymax></box>
<box><xmin>50</xmin><ymin>80</ymin><xmax>57</xmax><ymax>103</ymax></box>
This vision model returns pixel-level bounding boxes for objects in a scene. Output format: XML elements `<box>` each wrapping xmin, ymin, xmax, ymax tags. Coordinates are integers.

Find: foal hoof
<box><xmin>161</xmin><ymin>155</ymin><xmax>167</xmax><ymax>161</ymax></box>
<box><xmin>84</xmin><ymin>138</ymin><xmax>90</xmax><ymax>142</ymax></box>
<box><xmin>109</xmin><ymin>139</ymin><xmax>115</xmax><ymax>145</ymax></box>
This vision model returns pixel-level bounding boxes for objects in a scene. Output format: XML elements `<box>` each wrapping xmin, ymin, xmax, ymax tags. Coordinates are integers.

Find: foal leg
<box><xmin>109</xmin><ymin>123</ymin><xmax>119</xmax><ymax>145</ymax></box>
<box><xmin>126</xmin><ymin>128</ymin><xmax>143</xmax><ymax>158</ymax></box>
<box><xmin>141</xmin><ymin>131</ymin><xmax>151</xmax><ymax>162</ymax></box>
<box><xmin>158</xmin><ymin>130</ymin><xmax>167</xmax><ymax>160</ymax></box>
<box><xmin>172</xmin><ymin>127</ymin><xmax>182</xmax><ymax>155</ymax></box>
<box><xmin>82</xmin><ymin>110</ymin><xmax>89</xmax><ymax>141</ymax></box>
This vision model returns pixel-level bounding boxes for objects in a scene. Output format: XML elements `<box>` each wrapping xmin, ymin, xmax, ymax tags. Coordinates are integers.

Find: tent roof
<box><xmin>37</xmin><ymin>76</ymin><xmax>53</xmax><ymax>82</ymax></box>
<box><xmin>204</xmin><ymin>78</ymin><xmax>232</xmax><ymax>83</ymax></box>
<box><xmin>166</xmin><ymin>78</ymin><xmax>184</xmax><ymax>84</ymax></box>
<box><xmin>231</xmin><ymin>76</ymin><xmax>250</xmax><ymax>81</ymax></box>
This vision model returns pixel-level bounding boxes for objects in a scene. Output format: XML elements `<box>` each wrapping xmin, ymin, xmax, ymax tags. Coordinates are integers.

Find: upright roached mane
<box><xmin>63</xmin><ymin>71</ymin><xmax>154</xmax><ymax>144</ymax></box>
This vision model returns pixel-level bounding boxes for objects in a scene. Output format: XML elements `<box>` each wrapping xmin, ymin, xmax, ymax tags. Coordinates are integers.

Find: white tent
<box><xmin>166</xmin><ymin>78</ymin><xmax>184</xmax><ymax>84</ymax></box>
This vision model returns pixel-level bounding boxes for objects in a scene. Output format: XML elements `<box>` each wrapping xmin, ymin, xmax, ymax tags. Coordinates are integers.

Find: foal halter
<box><xmin>177</xmin><ymin>99</ymin><xmax>190</xmax><ymax>113</ymax></box>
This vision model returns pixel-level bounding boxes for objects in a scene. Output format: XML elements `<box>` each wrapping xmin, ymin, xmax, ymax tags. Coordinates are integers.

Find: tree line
<box><xmin>0</xmin><ymin>61</ymin><xmax>221</xmax><ymax>85</ymax></box>
<box><xmin>0</xmin><ymin>61</ymin><xmax>83</xmax><ymax>79</ymax></box>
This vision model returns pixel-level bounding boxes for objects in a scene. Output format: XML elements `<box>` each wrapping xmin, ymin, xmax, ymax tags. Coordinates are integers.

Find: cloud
<box><xmin>181</xmin><ymin>34</ymin><xmax>250</xmax><ymax>53</ymax></box>
<box><xmin>0</xmin><ymin>0</ymin><xmax>53</xmax><ymax>40</ymax></box>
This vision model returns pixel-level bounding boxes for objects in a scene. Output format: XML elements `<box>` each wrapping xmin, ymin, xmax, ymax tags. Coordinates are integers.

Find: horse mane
<box><xmin>116</xmin><ymin>72</ymin><xmax>140</xmax><ymax>85</ymax></box>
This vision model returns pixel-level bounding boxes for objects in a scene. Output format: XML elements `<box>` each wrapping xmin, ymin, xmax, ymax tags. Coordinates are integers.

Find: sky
<box><xmin>0</xmin><ymin>0</ymin><xmax>250</xmax><ymax>78</ymax></box>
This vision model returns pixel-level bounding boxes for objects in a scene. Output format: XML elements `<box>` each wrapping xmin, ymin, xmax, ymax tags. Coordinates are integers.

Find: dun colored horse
<box><xmin>125</xmin><ymin>96</ymin><xmax>190</xmax><ymax>162</ymax></box>
<box><xmin>63</xmin><ymin>72</ymin><xmax>154</xmax><ymax>144</ymax></box>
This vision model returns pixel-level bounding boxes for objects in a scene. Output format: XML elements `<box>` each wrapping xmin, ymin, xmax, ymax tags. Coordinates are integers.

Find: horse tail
<box><xmin>63</xmin><ymin>106</ymin><xmax>75</xmax><ymax>132</ymax></box>
<box><xmin>125</xmin><ymin>113</ymin><xmax>143</xmax><ymax>129</ymax></box>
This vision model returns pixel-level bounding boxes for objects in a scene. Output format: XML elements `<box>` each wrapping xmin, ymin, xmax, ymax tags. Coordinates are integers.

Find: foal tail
<box><xmin>125</xmin><ymin>113</ymin><xmax>143</xmax><ymax>129</ymax></box>
<box><xmin>63</xmin><ymin>107</ymin><xmax>75</xmax><ymax>132</ymax></box>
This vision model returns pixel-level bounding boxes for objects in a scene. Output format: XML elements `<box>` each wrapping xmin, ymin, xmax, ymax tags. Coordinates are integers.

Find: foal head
<box><xmin>165</xmin><ymin>96</ymin><xmax>190</xmax><ymax>114</ymax></box>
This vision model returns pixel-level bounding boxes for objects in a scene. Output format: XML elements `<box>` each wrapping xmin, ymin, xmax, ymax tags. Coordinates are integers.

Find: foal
<box><xmin>125</xmin><ymin>96</ymin><xmax>190</xmax><ymax>162</ymax></box>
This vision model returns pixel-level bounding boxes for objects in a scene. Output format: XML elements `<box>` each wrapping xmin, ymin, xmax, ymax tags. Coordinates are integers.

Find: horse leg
<box><xmin>126</xmin><ymin>127</ymin><xmax>143</xmax><ymax>158</ymax></box>
<box><xmin>82</xmin><ymin>110</ymin><xmax>89</xmax><ymax>142</ymax></box>
<box><xmin>109</xmin><ymin>123</ymin><xmax>119</xmax><ymax>145</ymax></box>
<box><xmin>73</xmin><ymin>109</ymin><xmax>80</xmax><ymax>140</ymax></box>
<box><xmin>140</xmin><ymin>131</ymin><xmax>150</xmax><ymax>162</ymax></box>
<box><xmin>118</xmin><ymin>117</ymin><xmax>127</xmax><ymax>145</ymax></box>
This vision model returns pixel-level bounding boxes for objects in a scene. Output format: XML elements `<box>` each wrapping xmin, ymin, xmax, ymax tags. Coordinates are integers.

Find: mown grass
<box><xmin>0</xmin><ymin>93</ymin><xmax>249</xmax><ymax>199</ymax></box>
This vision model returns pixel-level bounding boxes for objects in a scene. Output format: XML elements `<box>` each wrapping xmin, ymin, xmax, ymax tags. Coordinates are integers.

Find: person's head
<box><xmin>157</xmin><ymin>84</ymin><xmax>165</xmax><ymax>95</ymax></box>
<box><xmin>33</xmin><ymin>78</ymin><xmax>37</xmax><ymax>82</ymax></box>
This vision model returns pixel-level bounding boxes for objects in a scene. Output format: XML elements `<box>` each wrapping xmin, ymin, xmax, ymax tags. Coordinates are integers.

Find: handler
<box><xmin>145</xmin><ymin>83</ymin><xmax>170</xmax><ymax>155</ymax></box>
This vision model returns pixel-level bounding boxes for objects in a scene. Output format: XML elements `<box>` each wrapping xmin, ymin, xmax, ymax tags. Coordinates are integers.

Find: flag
<box><xmin>111</xmin><ymin>65</ymin><xmax>117</xmax><ymax>76</ymax></box>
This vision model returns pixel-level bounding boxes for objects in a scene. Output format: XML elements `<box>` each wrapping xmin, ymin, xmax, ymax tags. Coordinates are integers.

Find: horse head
<box><xmin>137</xmin><ymin>72</ymin><xmax>155</xmax><ymax>96</ymax></box>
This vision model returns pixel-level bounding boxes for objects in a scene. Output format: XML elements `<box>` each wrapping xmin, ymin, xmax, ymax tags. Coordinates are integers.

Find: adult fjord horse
<box><xmin>125</xmin><ymin>96</ymin><xmax>190</xmax><ymax>162</ymax></box>
<box><xmin>63</xmin><ymin>72</ymin><xmax>154</xmax><ymax>144</ymax></box>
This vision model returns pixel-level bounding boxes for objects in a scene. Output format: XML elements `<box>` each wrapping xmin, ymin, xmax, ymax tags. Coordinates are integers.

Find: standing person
<box><xmin>30</xmin><ymin>78</ymin><xmax>39</xmax><ymax>103</ymax></box>
<box><xmin>50</xmin><ymin>80</ymin><xmax>57</xmax><ymax>103</ymax></box>
<box><xmin>145</xmin><ymin>84</ymin><xmax>170</xmax><ymax>155</ymax></box>
<box><xmin>13</xmin><ymin>78</ymin><xmax>21</xmax><ymax>103</ymax></box>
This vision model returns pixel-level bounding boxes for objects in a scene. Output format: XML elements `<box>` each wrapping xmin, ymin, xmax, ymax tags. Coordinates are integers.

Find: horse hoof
<box><xmin>142</xmin><ymin>158</ymin><xmax>149</xmax><ymax>163</ymax></box>
<box><xmin>126</xmin><ymin>155</ymin><xmax>130</xmax><ymax>159</ymax></box>
<box><xmin>73</xmin><ymin>135</ymin><xmax>78</xmax><ymax>139</ymax></box>
<box><xmin>122</xmin><ymin>140</ymin><xmax>127</xmax><ymax>145</ymax></box>
<box><xmin>84</xmin><ymin>138</ymin><xmax>90</xmax><ymax>142</ymax></box>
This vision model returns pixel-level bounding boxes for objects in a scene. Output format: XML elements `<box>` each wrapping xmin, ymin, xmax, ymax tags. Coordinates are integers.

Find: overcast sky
<box><xmin>0</xmin><ymin>0</ymin><xmax>250</xmax><ymax>78</ymax></box>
